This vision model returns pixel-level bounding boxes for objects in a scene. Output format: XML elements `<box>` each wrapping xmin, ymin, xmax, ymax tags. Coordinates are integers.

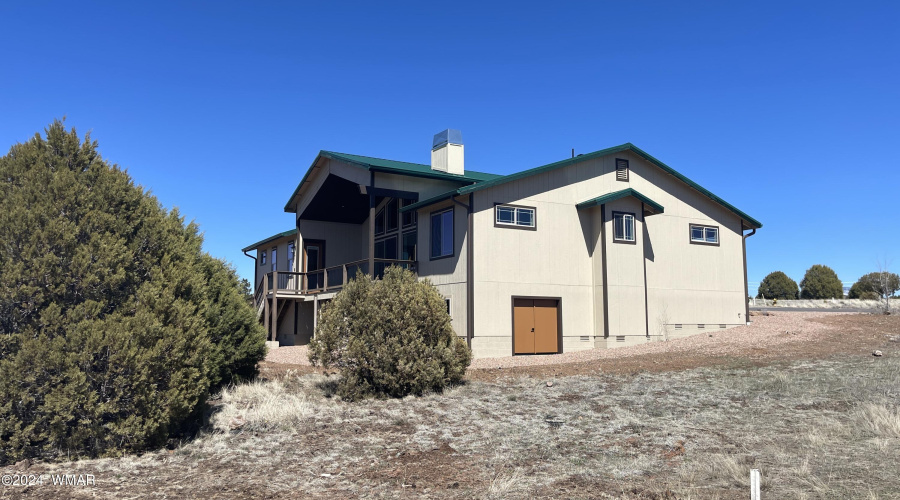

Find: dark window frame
<box><xmin>493</xmin><ymin>203</ymin><xmax>537</xmax><ymax>231</ymax></box>
<box><xmin>612</xmin><ymin>211</ymin><xmax>637</xmax><ymax>245</ymax></box>
<box><xmin>260</xmin><ymin>250</ymin><xmax>267</xmax><ymax>266</ymax></box>
<box><xmin>615</xmin><ymin>158</ymin><xmax>629</xmax><ymax>182</ymax></box>
<box><xmin>401</xmin><ymin>229</ymin><xmax>417</xmax><ymax>261</ymax></box>
<box><xmin>429</xmin><ymin>206</ymin><xmax>455</xmax><ymax>260</ymax></box>
<box><xmin>689</xmin><ymin>223</ymin><xmax>720</xmax><ymax>247</ymax></box>
<box><xmin>375</xmin><ymin>206</ymin><xmax>386</xmax><ymax>236</ymax></box>
<box><xmin>401</xmin><ymin>198</ymin><xmax>418</xmax><ymax>228</ymax></box>
<box><xmin>386</xmin><ymin>199</ymin><xmax>399</xmax><ymax>232</ymax></box>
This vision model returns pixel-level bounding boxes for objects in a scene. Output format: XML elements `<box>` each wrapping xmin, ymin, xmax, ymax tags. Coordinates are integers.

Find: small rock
<box><xmin>546</xmin><ymin>381</ymin><xmax>553</xmax><ymax>387</ymax></box>
<box><xmin>449</xmin><ymin>482</ymin><xmax>460</xmax><ymax>489</ymax></box>
<box><xmin>14</xmin><ymin>459</ymin><xmax>31</xmax><ymax>469</ymax></box>
<box><xmin>229</xmin><ymin>416</ymin><xmax>246</xmax><ymax>430</ymax></box>
<box><xmin>873</xmin><ymin>350</ymin><xmax>883</xmax><ymax>357</ymax></box>
<box><xmin>320</xmin><ymin>473</ymin><xmax>332</xmax><ymax>477</ymax></box>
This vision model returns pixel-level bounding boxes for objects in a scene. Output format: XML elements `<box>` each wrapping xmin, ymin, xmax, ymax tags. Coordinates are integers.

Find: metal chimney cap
<box><xmin>432</xmin><ymin>129</ymin><xmax>463</xmax><ymax>149</ymax></box>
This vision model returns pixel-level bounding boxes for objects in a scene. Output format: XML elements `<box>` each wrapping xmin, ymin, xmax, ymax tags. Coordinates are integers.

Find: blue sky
<box><xmin>1</xmin><ymin>1</ymin><xmax>897</xmax><ymax>293</ymax></box>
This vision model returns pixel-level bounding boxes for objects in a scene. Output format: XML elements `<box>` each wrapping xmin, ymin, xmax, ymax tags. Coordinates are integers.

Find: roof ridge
<box><xmin>322</xmin><ymin>150</ymin><xmax>498</xmax><ymax>176</ymax></box>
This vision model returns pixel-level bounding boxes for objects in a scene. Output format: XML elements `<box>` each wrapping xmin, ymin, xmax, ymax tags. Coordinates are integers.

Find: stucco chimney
<box><xmin>431</xmin><ymin>129</ymin><xmax>464</xmax><ymax>175</ymax></box>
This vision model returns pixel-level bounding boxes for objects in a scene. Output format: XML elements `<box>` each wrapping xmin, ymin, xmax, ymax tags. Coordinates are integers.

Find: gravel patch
<box><xmin>468</xmin><ymin>312</ymin><xmax>852</xmax><ymax>369</ymax></box>
<box><xmin>265</xmin><ymin>344</ymin><xmax>311</xmax><ymax>365</ymax></box>
<box><xmin>263</xmin><ymin>312</ymin><xmax>856</xmax><ymax>369</ymax></box>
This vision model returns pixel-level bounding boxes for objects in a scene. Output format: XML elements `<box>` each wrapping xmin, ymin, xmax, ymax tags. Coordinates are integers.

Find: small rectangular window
<box><xmin>613</xmin><ymin>212</ymin><xmax>635</xmax><ymax>243</ymax></box>
<box><xmin>615</xmin><ymin>158</ymin><xmax>629</xmax><ymax>181</ymax></box>
<box><xmin>260</xmin><ymin>251</ymin><xmax>267</xmax><ymax>265</ymax></box>
<box><xmin>495</xmin><ymin>205</ymin><xmax>536</xmax><ymax>229</ymax></box>
<box><xmin>401</xmin><ymin>199</ymin><xmax>417</xmax><ymax>228</ymax></box>
<box><xmin>401</xmin><ymin>231</ymin><xmax>417</xmax><ymax>260</ymax></box>
<box><xmin>430</xmin><ymin>208</ymin><xmax>454</xmax><ymax>259</ymax></box>
<box><xmin>690</xmin><ymin>224</ymin><xmax>719</xmax><ymax>245</ymax></box>
<box><xmin>375</xmin><ymin>207</ymin><xmax>385</xmax><ymax>235</ymax></box>
<box><xmin>386</xmin><ymin>199</ymin><xmax>399</xmax><ymax>232</ymax></box>
<box><xmin>445</xmin><ymin>298</ymin><xmax>451</xmax><ymax>315</ymax></box>
<box><xmin>287</xmin><ymin>242</ymin><xmax>295</xmax><ymax>272</ymax></box>
<box><xmin>271</xmin><ymin>247</ymin><xmax>277</xmax><ymax>271</ymax></box>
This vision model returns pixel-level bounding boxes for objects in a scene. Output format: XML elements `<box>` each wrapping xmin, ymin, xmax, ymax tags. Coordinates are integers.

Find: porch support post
<box><xmin>263</xmin><ymin>276</ymin><xmax>269</xmax><ymax>337</ymax></box>
<box><xmin>313</xmin><ymin>295</ymin><xmax>319</xmax><ymax>337</ymax></box>
<box><xmin>368</xmin><ymin>172</ymin><xmax>375</xmax><ymax>277</ymax></box>
<box><xmin>271</xmin><ymin>272</ymin><xmax>278</xmax><ymax>342</ymax></box>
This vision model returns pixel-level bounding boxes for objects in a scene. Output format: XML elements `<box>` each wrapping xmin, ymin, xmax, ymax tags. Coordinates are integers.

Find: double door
<box><xmin>513</xmin><ymin>298</ymin><xmax>560</xmax><ymax>354</ymax></box>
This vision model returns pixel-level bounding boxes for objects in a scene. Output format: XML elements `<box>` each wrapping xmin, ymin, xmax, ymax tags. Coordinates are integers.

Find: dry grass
<box><xmin>4</xmin><ymin>314</ymin><xmax>900</xmax><ymax>499</ymax></box>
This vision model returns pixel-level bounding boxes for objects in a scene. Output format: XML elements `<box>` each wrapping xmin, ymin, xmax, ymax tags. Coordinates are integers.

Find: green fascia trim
<box><xmin>241</xmin><ymin>229</ymin><xmax>297</xmax><ymax>253</ymax></box>
<box><xmin>283</xmin><ymin>150</ymin><xmax>501</xmax><ymax>213</ymax></box>
<box><xmin>455</xmin><ymin>143</ymin><xmax>762</xmax><ymax>229</ymax></box>
<box><xmin>576</xmin><ymin>188</ymin><xmax>665</xmax><ymax>214</ymax></box>
<box><xmin>399</xmin><ymin>188</ymin><xmax>460</xmax><ymax>213</ymax></box>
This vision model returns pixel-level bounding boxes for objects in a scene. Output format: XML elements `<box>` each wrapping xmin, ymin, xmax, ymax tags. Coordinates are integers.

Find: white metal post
<box><xmin>750</xmin><ymin>469</ymin><xmax>761</xmax><ymax>500</ymax></box>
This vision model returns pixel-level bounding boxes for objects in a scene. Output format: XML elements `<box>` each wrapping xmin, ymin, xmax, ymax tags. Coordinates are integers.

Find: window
<box><xmin>613</xmin><ymin>212</ymin><xmax>635</xmax><ymax>243</ymax></box>
<box><xmin>287</xmin><ymin>242</ymin><xmax>295</xmax><ymax>271</ymax></box>
<box><xmin>375</xmin><ymin>208</ymin><xmax>385</xmax><ymax>235</ymax></box>
<box><xmin>401</xmin><ymin>198</ymin><xmax>417</xmax><ymax>228</ymax></box>
<box><xmin>260</xmin><ymin>250</ymin><xmax>267</xmax><ymax>265</ymax></box>
<box><xmin>430</xmin><ymin>208</ymin><xmax>454</xmax><ymax>259</ymax></box>
<box><xmin>690</xmin><ymin>224</ymin><xmax>719</xmax><ymax>245</ymax></box>
<box><xmin>271</xmin><ymin>247</ymin><xmax>277</xmax><ymax>271</ymax></box>
<box><xmin>374</xmin><ymin>236</ymin><xmax>398</xmax><ymax>259</ymax></box>
<box><xmin>386</xmin><ymin>199</ymin><xmax>399</xmax><ymax>232</ymax></box>
<box><xmin>401</xmin><ymin>231</ymin><xmax>417</xmax><ymax>260</ymax></box>
<box><xmin>615</xmin><ymin>158</ymin><xmax>629</xmax><ymax>181</ymax></box>
<box><xmin>495</xmin><ymin>204</ymin><xmax>536</xmax><ymax>229</ymax></box>
<box><xmin>445</xmin><ymin>298</ymin><xmax>451</xmax><ymax>315</ymax></box>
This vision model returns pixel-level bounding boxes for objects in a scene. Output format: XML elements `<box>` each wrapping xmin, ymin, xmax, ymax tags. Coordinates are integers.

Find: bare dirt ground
<box><xmin>3</xmin><ymin>312</ymin><xmax>900</xmax><ymax>499</ymax></box>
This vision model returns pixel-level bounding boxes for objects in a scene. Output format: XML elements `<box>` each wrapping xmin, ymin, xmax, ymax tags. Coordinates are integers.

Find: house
<box><xmin>242</xmin><ymin>130</ymin><xmax>761</xmax><ymax>359</ymax></box>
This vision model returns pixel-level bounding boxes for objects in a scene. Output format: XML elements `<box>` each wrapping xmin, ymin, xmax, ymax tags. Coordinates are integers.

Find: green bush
<box><xmin>756</xmin><ymin>271</ymin><xmax>799</xmax><ymax>300</ymax></box>
<box><xmin>799</xmin><ymin>265</ymin><xmax>844</xmax><ymax>299</ymax></box>
<box><xmin>308</xmin><ymin>267</ymin><xmax>471</xmax><ymax>401</ymax></box>
<box><xmin>848</xmin><ymin>272</ymin><xmax>900</xmax><ymax>300</ymax></box>
<box><xmin>0</xmin><ymin>121</ymin><xmax>266</xmax><ymax>464</ymax></box>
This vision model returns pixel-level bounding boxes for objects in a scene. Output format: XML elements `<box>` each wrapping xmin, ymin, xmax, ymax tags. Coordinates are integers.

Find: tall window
<box><xmin>430</xmin><ymin>208</ymin><xmax>454</xmax><ymax>259</ymax></box>
<box><xmin>401</xmin><ymin>199</ymin><xmax>417</xmax><ymax>228</ymax></box>
<box><xmin>271</xmin><ymin>247</ymin><xmax>277</xmax><ymax>271</ymax></box>
<box><xmin>613</xmin><ymin>212</ymin><xmax>635</xmax><ymax>243</ymax></box>
<box><xmin>401</xmin><ymin>231</ymin><xmax>417</xmax><ymax>260</ymax></box>
<box><xmin>260</xmin><ymin>250</ymin><xmax>267</xmax><ymax>265</ymax></box>
<box><xmin>386</xmin><ymin>199</ymin><xmax>399</xmax><ymax>232</ymax></box>
<box><xmin>690</xmin><ymin>224</ymin><xmax>719</xmax><ymax>245</ymax></box>
<box><xmin>495</xmin><ymin>204</ymin><xmax>536</xmax><ymax>229</ymax></box>
<box><xmin>375</xmin><ymin>208</ymin><xmax>385</xmax><ymax>235</ymax></box>
<box><xmin>287</xmin><ymin>242</ymin><xmax>295</xmax><ymax>271</ymax></box>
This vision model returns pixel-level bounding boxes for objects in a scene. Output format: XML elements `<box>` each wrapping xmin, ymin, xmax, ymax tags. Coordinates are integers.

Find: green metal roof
<box><xmin>283</xmin><ymin>150</ymin><xmax>502</xmax><ymax>212</ymax></box>
<box><xmin>576</xmin><ymin>188</ymin><xmax>665</xmax><ymax>214</ymax></box>
<box><xmin>241</xmin><ymin>229</ymin><xmax>297</xmax><ymax>253</ymax></box>
<box><xmin>403</xmin><ymin>143</ymin><xmax>762</xmax><ymax>229</ymax></box>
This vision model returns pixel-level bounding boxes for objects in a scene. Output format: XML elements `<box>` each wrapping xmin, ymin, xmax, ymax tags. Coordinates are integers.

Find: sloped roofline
<box><xmin>402</xmin><ymin>143</ymin><xmax>762</xmax><ymax>229</ymax></box>
<box><xmin>282</xmin><ymin>150</ymin><xmax>501</xmax><ymax>213</ymax></box>
<box><xmin>576</xmin><ymin>188</ymin><xmax>665</xmax><ymax>214</ymax></box>
<box><xmin>241</xmin><ymin>229</ymin><xmax>297</xmax><ymax>253</ymax></box>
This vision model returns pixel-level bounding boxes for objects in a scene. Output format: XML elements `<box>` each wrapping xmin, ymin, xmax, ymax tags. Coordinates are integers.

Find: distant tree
<box><xmin>756</xmin><ymin>271</ymin><xmax>799</xmax><ymax>300</ymax></box>
<box><xmin>799</xmin><ymin>265</ymin><xmax>844</xmax><ymax>299</ymax></box>
<box><xmin>849</xmin><ymin>272</ymin><xmax>899</xmax><ymax>300</ymax></box>
<box><xmin>0</xmin><ymin>121</ymin><xmax>266</xmax><ymax>464</ymax></box>
<box><xmin>848</xmin><ymin>281</ymin><xmax>880</xmax><ymax>300</ymax></box>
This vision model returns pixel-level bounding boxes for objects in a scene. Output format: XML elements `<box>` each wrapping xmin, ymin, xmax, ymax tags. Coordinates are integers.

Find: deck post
<box><xmin>342</xmin><ymin>264</ymin><xmax>348</xmax><ymax>287</ymax></box>
<box><xmin>368</xmin><ymin>172</ymin><xmax>375</xmax><ymax>277</ymax></box>
<box><xmin>271</xmin><ymin>272</ymin><xmax>278</xmax><ymax>342</ymax></box>
<box><xmin>313</xmin><ymin>295</ymin><xmax>319</xmax><ymax>337</ymax></box>
<box><xmin>263</xmin><ymin>275</ymin><xmax>269</xmax><ymax>336</ymax></box>
<box><xmin>323</xmin><ymin>267</ymin><xmax>328</xmax><ymax>291</ymax></box>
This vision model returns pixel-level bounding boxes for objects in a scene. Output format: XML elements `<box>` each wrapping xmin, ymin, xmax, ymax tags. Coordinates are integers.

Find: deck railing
<box><xmin>255</xmin><ymin>259</ymin><xmax>417</xmax><ymax>309</ymax></box>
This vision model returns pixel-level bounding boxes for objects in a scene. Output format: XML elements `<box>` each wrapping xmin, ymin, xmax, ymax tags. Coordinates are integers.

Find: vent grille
<box><xmin>616</xmin><ymin>335</ymin><xmax>626</xmax><ymax>342</ymax></box>
<box><xmin>615</xmin><ymin>159</ymin><xmax>629</xmax><ymax>181</ymax></box>
<box><xmin>580</xmin><ymin>336</ymin><xmax>590</xmax><ymax>342</ymax></box>
<box><xmin>674</xmin><ymin>324</ymin><xmax>682</xmax><ymax>330</ymax></box>
<box><xmin>698</xmin><ymin>324</ymin><xmax>705</xmax><ymax>329</ymax></box>
<box><xmin>719</xmin><ymin>324</ymin><xmax>726</xmax><ymax>329</ymax></box>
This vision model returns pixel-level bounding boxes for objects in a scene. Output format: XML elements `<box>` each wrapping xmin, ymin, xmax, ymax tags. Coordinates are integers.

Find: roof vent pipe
<box><xmin>431</xmin><ymin>129</ymin><xmax>464</xmax><ymax>175</ymax></box>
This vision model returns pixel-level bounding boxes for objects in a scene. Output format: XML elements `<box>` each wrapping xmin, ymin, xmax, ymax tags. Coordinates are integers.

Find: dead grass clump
<box><xmin>212</xmin><ymin>373</ymin><xmax>315</xmax><ymax>433</ymax></box>
<box><xmin>854</xmin><ymin>403</ymin><xmax>900</xmax><ymax>438</ymax></box>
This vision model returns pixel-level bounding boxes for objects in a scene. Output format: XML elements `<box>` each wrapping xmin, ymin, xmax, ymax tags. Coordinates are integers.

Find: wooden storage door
<box><xmin>513</xmin><ymin>299</ymin><xmax>535</xmax><ymax>354</ymax></box>
<box><xmin>533</xmin><ymin>299</ymin><xmax>559</xmax><ymax>354</ymax></box>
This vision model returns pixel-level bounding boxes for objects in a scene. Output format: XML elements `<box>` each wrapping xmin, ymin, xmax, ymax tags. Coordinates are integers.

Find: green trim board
<box><xmin>283</xmin><ymin>150</ymin><xmax>501</xmax><ymax>213</ymax></box>
<box><xmin>241</xmin><ymin>229</ymin><xmax>297</xmax><ymax>253</ymax></box>
<box><xmin>402</xmin><ymin>143</ymin><xmax>761</xmax><ymax>229</ymax></box>
<box><xmin>576</xmin><ymin>188</ymin><xmax>665</xmax><ymax>215</ymax></box>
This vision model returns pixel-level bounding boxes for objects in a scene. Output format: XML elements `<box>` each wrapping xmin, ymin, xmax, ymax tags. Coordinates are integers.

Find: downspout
<box><xmin>742</xmin><ymin>227</ymin><xmax>757</xmax><ymax>324</ymax></box>
<box><xmin>243</xmin><ymin>250</ymin><xmax>258</xmax><ymax>294</ymax></box>
<box><xmin>452</xmin><ymin>195</ymin><xmax>474</xmax><ymax>349</ymax></box>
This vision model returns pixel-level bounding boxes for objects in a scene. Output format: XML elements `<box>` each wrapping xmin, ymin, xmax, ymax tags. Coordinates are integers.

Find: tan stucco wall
<box><xmin>468</xmin><ymin>150</ymin><xmax>749</xmax><ymax>358</ymax></box>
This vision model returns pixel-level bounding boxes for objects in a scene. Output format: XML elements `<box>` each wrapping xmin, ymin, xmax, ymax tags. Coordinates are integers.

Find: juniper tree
<box><xmin>799</xmin><ymin>265</ymin><xmax>844</xmax><ymax>299</ymax></box>
<box><xmin>0</xmin><ymin>120</ymin><xmax>265</xmax><ymax>463</ymax></box>
<box><xmin>756</xmin><ymin>271</ymin><xmax>800</xmax><ymax>300</ymax></box>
